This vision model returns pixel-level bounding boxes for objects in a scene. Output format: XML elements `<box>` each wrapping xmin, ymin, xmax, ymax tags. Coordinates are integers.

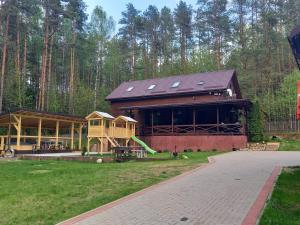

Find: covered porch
<box><xmin>122</xmin><ymin>99</ymin><xmax>250</xmax><ymax>137</ymax></box>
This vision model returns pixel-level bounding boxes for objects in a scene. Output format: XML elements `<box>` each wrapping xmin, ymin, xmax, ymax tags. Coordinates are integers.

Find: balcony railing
<box><xmin>140</xmin><ymin>123</ymin><xmax>244</xmax><ymax>136</ymax></box>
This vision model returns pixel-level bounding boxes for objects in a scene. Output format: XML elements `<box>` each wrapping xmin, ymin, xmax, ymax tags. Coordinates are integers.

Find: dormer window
<box><xmin>171</xmin><ymin>81</ymin><xmax>180</xmax><ymax>88</ymax></box>
<box><xmin>148</xmin><ymin>84</ymin><xmax>156</xmax><ymax>90</ymax></box>
<box><xmin>127</xmin><ymin>86</ymin><xmax>134</xmax><ymax>92</ymax></box>
<box><xmin>197</xmin><ymin>81</ymin><xmax>205</xmax><ymax>85</ymax></box>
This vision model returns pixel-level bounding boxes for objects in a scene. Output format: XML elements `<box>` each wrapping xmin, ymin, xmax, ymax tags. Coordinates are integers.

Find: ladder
<box><xmin>104</xmin><ymin>134</ymin><xmax>120</xmax><ymax>147</ymax></box>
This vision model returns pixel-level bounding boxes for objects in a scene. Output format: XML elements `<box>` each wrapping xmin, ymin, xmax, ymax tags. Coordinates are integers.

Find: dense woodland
<box><xmin>0</xmin><ymin>0</ymin><xmax>300</xmax><ymax>131</ymax></box>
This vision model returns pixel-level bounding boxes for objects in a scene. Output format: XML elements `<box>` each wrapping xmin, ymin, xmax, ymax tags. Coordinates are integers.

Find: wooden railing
<box><xmin>140</xmin><ymin>123</ymin><xmax>244</xmax><ymax>136</ymax></box>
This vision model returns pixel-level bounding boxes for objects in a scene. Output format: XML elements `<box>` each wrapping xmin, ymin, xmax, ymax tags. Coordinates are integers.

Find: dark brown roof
<box><xmin>119</xmin><ymin>99</ymin><xmax>251</xmax><ymax>110</ymax></box>
<box><xmin>106</xmin><ymin>70</ymin><xmax>237</xmax><ymax>101</ymax></box>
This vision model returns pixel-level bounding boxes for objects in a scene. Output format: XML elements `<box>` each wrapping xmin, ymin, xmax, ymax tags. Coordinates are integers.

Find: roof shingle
<box><xmin>106</xmin><ymin>70</ymin><xmax>236</xmax><ymax>101</ymax></box>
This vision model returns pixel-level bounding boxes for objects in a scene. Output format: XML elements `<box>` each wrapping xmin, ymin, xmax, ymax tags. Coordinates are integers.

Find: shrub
<box><xmin>248</xmin><ymin>99</ymin><xmax>264</xmax><ymax>142</ymax></box>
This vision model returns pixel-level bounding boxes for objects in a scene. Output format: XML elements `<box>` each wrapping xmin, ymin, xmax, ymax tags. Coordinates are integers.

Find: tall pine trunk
<box><xmin>0</xmin><ymin>15</ymin><xmax>10</xmax><ymax>113</ymax></box>
<box><xmin>39</xmin><ymin>11</ymin><xmax>49</xmax><ymax>111</ymax></box>
<box><xmin>15</xmin><ymin>19</ymin><xmax>21</xmax><ymax>108</ymax></box>
<box><xmin>69</xmin><ymin>21</ymin><xmax>76</xmax><ymax>114</ymax></box>
<box><xmin>46</xmin><ymin>29</ymin><xmax>54</xmax><ymax>111</ymax></box>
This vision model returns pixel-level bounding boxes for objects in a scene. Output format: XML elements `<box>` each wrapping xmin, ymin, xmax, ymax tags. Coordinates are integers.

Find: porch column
<box><xmin>151</xmin><ymin>110</ymin><xmax>154</xmax><ymax>135</ymax></box>
<box><xmin>171</xmin><ymin>109</ymin><xmax>174</xmax><ymax>133</ymax></box>
<box><xmin>71</xmin><ymin>122</ymin><xmax>74</xmax><ymax>150</ymax></box>
<box><xmin>16</xmin><ymin>116</ymin><xmax>21</xmax><ymax>149</ymax></box>
<box><xmin>37</xmin><ymin>118</ymin><xmax>42</xmax><ymax>148</ymax></box>
<box><xmin>193</xmin><ymin>108</ymin><xmax>196</xmax><ymax>133</ymax></box>
<box><xmin>217</xmin><ymin>107</ymin><xmax>220</xmax><ymax>133</ymax></box>
<box><xmin>78</xmin><ymin>123</ymin><xmax>83</xmax><ymax>150</ymax></box>
<box><xmin>55</xmin><ymin>121</ymin><xmax>59</xmax><ymax>147</ymax></box>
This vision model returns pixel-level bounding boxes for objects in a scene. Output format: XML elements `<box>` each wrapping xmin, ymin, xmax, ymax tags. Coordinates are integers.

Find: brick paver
<box><xmin>58</xmin><ymin>151</ymin><xmax>300</xmax><ymax>225</ymax></box>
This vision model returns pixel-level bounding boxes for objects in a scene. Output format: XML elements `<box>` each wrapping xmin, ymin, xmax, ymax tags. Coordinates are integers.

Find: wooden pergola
<box><xmin>0</xmin><ymin>110</ymin><xmax>86</xmax><ymax>152</ymax></box>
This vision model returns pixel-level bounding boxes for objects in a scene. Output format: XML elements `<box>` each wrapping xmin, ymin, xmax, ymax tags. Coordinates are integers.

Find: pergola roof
<box><xmin>0</xmin><ymin>109</ymin><xmax>85</xmax><ymax>129</ymax></box>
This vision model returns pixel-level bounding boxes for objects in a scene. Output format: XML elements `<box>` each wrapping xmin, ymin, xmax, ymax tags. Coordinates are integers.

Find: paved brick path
<box><xmin>58</xmin><ymin>151</ymin><xmax>300</xmax><ymax>225</ymax></box>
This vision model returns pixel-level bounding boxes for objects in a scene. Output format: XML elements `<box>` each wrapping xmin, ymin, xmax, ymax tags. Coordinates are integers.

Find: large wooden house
<box><xmin>106</xmin><ymin>70</ymin><xmax>251</xmax><ymax>151</ymax></box>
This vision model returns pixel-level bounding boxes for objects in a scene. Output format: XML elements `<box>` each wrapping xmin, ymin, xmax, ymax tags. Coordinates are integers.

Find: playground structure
<box><xmin>86</xmin><ymin>111</ymin><xmax>155</xmax><ymax>154</ymax></box>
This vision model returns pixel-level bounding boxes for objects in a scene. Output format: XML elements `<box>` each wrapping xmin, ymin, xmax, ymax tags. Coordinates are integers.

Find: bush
<box><xmin>248</xmin><ymin>99</ymin><xmax>264</xmax><ymax>142</ymax></box>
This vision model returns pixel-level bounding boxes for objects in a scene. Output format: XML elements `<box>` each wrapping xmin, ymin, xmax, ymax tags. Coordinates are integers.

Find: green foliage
<box><xmin>248</xmin><ymin>100</ymin><xmax>264</xmax><ymax>142</ymax></box>
<box><xmin>0</xmin><ymin>0</ymin><xmax>300</xmax><ymax>127</ymax></box>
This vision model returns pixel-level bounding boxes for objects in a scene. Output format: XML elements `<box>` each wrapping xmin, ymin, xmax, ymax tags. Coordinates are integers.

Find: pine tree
<box><xmin>174</xmin><ymin>1</ymin><xmax>193</xmax><ymax>72</ymax></box>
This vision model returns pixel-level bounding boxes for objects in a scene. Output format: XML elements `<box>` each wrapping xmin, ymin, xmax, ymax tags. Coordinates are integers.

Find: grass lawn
<box><xmin>259</xmin><ymin>167</ymin><xmax>300</xmax><ymax>225</ymax></box>
<box><xmin>278</xmin><ymin>139</ymin><xmax>300</xmax><ymax>151</ymax></box>
<box><xmin>0</xmin><ymin>151</ymin><xmax>218</xmax><ymax>225</ymax></box>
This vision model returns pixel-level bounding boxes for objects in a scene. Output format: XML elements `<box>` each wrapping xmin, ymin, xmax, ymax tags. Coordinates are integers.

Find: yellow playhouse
<box><xmin>85</xmin><ymin>111</ymin><xmax>137</xmax><ymax>153</ymax></box>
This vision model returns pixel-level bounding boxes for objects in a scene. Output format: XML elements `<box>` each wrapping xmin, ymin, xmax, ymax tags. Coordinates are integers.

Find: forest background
<box><xmin>0</xmin><ymin>0</ymin><xmax>300</xmax><ymax>132</ymax></box>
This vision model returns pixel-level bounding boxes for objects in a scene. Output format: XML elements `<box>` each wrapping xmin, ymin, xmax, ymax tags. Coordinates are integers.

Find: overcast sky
<box><xmin>84</xmin><ymin>0</ymin><xmax>198</xmax><ymax>31</ymax></box>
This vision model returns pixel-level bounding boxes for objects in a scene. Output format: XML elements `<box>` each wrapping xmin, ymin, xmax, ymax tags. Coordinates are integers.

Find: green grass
<box><xmin>259</xmin><ymin>167</ymin><xmax>300</xmax><ymax>225</ymax></box>
<box><xmin>0</xmin><ymin>152</ymin><xmax>219</xmax><ymax>225</ymax></box>
<box><xmin>278</xmin><ymin>139</ymin><xmax>300</xmax><ymax>151</ymax></box>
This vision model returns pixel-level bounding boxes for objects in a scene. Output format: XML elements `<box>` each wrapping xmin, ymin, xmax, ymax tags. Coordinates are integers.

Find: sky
<box><xmin>84</xmin><ymin>0</ymin><xmax>198</xmax><ymax>30</ymax></box>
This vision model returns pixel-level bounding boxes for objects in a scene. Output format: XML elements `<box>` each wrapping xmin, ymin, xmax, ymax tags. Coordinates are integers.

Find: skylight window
<box><xmin>127</xmin><ymin>86</ymin><xmax>134</xmax><ymax>92</ymax></box>
<box><xmin>197</xmin><ymin>81</ymin><xmax>205</xmax><ymax>85</ymax></box>
<box><xmin>148</xmin><ymin>84</ymin><xmax>156</xmax><ymax>90</ymax></box>
<box><xmin>171</xmin><ymin>81</ymin><xmax>180</xmax><ymax>88</ymax></box>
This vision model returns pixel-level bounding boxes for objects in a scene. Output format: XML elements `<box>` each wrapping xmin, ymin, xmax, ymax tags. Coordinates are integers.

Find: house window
<box><xmin>148</xmin><ymin>84</ymin><xmax>156</xmax><ymax>90</ymax></box>
<box><xmin>127</xmin><ymin>86</ymin><xmax>134</xmax><ymax>92</ymax></box>
<box><xmin>171</xmin><ymin>81</ymin><xmax>180</xmax><ymax>88</ymax></box>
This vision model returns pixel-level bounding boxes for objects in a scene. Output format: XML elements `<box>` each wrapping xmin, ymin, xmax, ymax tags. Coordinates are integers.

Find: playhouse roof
<box><xmin>115</xmin><ymin>115</ymin><xmax>138</xmax><ymax>123</ymax></box>
<box><xmin>85</xmin><ymin>111</ymin><xmax>115</xmax><ymax>120</ymax></box>
<box><xmin>106</xmin><ymin>70</ymin><xmax>239</xmax><ymax>101</ymax></box>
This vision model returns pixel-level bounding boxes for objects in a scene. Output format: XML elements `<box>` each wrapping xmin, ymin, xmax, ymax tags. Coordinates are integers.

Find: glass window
<box><xmin>127</xmin><ymin>86</ymin><xmax>134</xmax><ymax>92</ymax></box>
<box><xmin>148</xmin><ymin>84</ymin><xmax>156</xmax><ymax>90</ymax></box>
<box><xmin>171</xmin><ymin>81</ymin><xmax>180</xmax><ymax>88</ymax></box>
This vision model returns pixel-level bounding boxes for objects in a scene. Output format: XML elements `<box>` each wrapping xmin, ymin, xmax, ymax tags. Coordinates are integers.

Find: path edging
<box><xmin>57</xmin><ymin>156</ymin><xmax>216</xmax><ymax>225</ymax></box>
<box><xmin>242</xmin><ymin>166</ymin><xmax>281</xmax><ymax>225</ymax></box>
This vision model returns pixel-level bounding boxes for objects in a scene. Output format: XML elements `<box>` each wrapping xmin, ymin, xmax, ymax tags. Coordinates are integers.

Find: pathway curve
<box><xmin>58</xmin><ymin>151</ymin><xmax>300</xmax><ymax>225</ymax></box>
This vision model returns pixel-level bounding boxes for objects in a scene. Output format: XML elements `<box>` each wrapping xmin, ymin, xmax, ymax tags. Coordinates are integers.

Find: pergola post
<box><xmin>37</xmin><ymin>118</ymin><xmax>42</xmax><ymax>149</ymax></box>
<box><xmin>1</xmin><ymin>136</ymin><xmax>4</xmax><ymax>150</ymax></box>
<box><xmin>71</xmin><ymin>122</ymin><xmax>74</xmax><ymax>150</ymax></box>
<box><xmin>78</xmin><ymin>123</ymin><xmax>83</xmax><ymax>150</ymax></box>
<box><xmin>16</xmin><ymin>116</ymin><xmax>21</xmax><ymax>149</ymax></box>
<box><xmin>55</xmin><ymin>121</ymin><xmax>59</xmax><ymax>147</ymax></box>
